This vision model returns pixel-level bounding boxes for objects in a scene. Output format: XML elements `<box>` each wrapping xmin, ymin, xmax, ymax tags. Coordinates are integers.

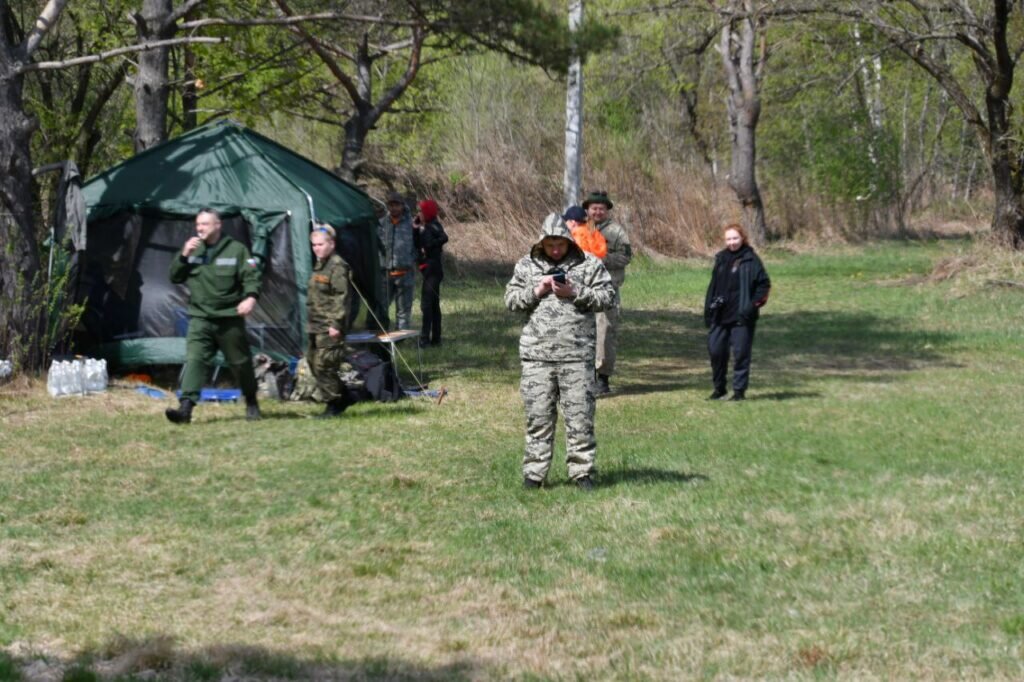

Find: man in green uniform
<box><xmin>165</xmin><ymin>208</ymin><xmax>262</xmax><ymax>424</ymax></box>
<box><xmin>307</xmin><ymin>223</ymin><xmax>354</xmax><ymax>418</ymax></box>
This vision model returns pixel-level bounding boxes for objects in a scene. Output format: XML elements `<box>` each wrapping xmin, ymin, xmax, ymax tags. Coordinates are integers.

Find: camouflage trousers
<box><xmin>520</xmin><ymin>359</ymin><xmax>597</xmax><ymax>482</ymax></box>
<box><xmin>307</xmin><ymin>333</ymin><xmax>347</xmax><ymax>402</ymax></box>
<box><xmin>596</xmin><ymin>287</ymin><xmax>621</xmax><ymax>376</ymax></box>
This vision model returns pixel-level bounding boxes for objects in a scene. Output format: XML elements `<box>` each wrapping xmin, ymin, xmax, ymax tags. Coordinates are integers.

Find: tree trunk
<box><xmin>0</xmin><ymin>56</ymin><xmax>44</xmax><ymax>370</ymax></box>
<box><xmin>987</xmin><ymin>93</ymin><xmax>1024</xmax><ymax>244</ymax></box>
<box><xmin>338</xmin><ymin>114</ymin><xmax>370</xmax><ymax>185</ymax></box>
<box><xmin>133</xmin><ymin>0</ymin><xmax>174</xmax><ymax>152</ymax></box>
<box><xmin>336</xmin><ymin>35</ymin><xmax>373</xmax><ymax>184</ymax></box>
<box><xmin>720</xmin><ymin>2</ymin><xmax>767</xmax><ymax>243</ymax></box>
<box><xmin>563</xmin><ymin>0</ymin><xmax>583</xmax><ymax>209</ymax></box>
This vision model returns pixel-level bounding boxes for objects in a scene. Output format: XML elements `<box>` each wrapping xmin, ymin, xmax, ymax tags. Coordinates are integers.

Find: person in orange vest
<box><xmin>562</xmin><ymin>205</ymin><xmax>607</xmax><ymax>260</ymax></box>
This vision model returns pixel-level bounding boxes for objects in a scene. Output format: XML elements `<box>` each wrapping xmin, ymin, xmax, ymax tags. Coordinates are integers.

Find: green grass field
<box><xmin>2</xmin><ymin>240</ymin><xmax>1023</xmax><ymax>680</ymax></box>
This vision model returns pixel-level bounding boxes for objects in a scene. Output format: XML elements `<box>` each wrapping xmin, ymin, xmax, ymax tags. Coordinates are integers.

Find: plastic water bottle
<box><xmin>47</xmin><ymin>361</ymin><xmax>60</xmax><ymax>396</ymax></box>
<box><xmin>48</xmin><ymin>360</ymin><xmax>67</xmax><ymax>397</ymax></box>
<box><xmin>0</xmin><ymin>359</ymin><xmax>11</xmax><ymax>381</ymax></box>
<box><xmin>83</xmin><ymin>358</ymin><xmax>108</xmax><ymax>393</ymax></box>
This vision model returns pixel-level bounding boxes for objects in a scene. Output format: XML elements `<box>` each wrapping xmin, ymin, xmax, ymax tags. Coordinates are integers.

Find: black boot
<box><xmin>245</xmin><ymin>396</ymin><xmax>262</xmax><ymax>421</ymax></box>
<box><xmin>165</xmin><ymin>398</ymin><xmax>194</xmax><ymax>425</ymax></box>
<box><xmin>315</xmin><ymin>398</ymin><xmax>348</xmax><ymax>419</ymax></box>
<box><xmin>596</xmin><ymin>374</ymin><xmax>611</xmax><ymax>395</ymax></box>
<box><xmin>728</xmin><ymin>390</ymin><xmax>746</xmax><ymax>401</ymax></box>
<box><xmin>708</xmin><ymin>388</ymin><xmax>728</xmax><ymax>400</ymax></box>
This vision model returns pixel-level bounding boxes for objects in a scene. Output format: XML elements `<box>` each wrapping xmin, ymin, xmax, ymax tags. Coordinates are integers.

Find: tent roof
<box><xmin>83</xmin><ymin>119</ymin><xmax>376</xmax><ymax>229</ymax></box>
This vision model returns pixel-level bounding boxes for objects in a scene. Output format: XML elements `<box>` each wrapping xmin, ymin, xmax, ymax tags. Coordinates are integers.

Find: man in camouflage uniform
<box><xmin>583</xmin><ymin>190</ymin><xmax>632</xmax><ymax>395</ymax></box>
<box><xmin>378</xmin><ymin>191</ymin><xmax>417</xmax><ymax>330</ymax></box>
<box><xmin>505</xmin><ymin>213</ymin><xmax>616</xmax><ymax>491</ymax></box>
<box><xmin>307</xmin><ymin>223</ymin><xmax>354</xmax><ymax>418</ymax></box>
<box><xmin>166</xmin><ymin>208</ymin><xmax>262</xmax><ymax>424</ymax></box>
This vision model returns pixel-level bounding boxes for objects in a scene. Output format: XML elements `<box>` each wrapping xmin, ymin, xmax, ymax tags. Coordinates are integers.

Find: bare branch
<box><xmin>178</xmin><ymin>12</ymin><xmax>419</xmax><ymax>31</ymax></box>
<box><xmin>271</xmin><ymin>0</ymin><xmax>362</xmax><ymax>105</ymax></box>
<box><xmin>163</xmin><ymin>0</ymin><xmax>211</xmax><ymax>31</ymax></box>
<box><xmin>17</xmin><ymin>36</ymin><xmax>224</xmax><ymax>74</ymax></box>
<box><xmin>22</xmin><ymin>0</ymin><xmax>70</xmax><ymax>57</ymax></box>
<box><xmin>370</xmin><ymin>26</ymin><xmax>425</xmax><ymax>122</ymax></box>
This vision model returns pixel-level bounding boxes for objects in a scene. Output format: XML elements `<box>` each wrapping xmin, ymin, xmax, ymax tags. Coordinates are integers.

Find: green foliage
<box><xmin>0</xmin><ymin>652</ymin><xmax>20</xmax><ymax>682</ymax></box>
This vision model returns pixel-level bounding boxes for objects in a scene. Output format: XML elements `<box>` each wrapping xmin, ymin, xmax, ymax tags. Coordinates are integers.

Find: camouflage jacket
<box><xmin>505</xmin><ymin>217</ymin><xmax>616</xmax><ymax>362</ymax></box>
<box><xmin>378</xmin><ymin>210</ymin><xmax>417</xmax><ymax>271</ymax></box>
<box><xmin>306</xmin><ymin>253</ymin><xmax>352</xmax><ymax>336</ymax></box>
<box><xmin>596</xmin><ymin>219</ymin><xmax>632</xmax><ymax>284</ymax></box>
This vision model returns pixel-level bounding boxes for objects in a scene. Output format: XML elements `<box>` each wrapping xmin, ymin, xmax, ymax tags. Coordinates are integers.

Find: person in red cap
<box><xmin>413</xmin><ymin>199</ymin><xmax>448</xmax><ymax>347</ymax></box>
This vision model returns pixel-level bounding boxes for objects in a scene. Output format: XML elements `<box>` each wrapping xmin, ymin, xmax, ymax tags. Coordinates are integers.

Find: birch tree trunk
<box><xmin>563</xmin><ymin>0</ymin><xmax>583</xmax><ymax>208</ymax></box>
<box><xmin>719</xmin><ymin>0</ymin><xmax>767</xmax><ymax>243</ymax></box>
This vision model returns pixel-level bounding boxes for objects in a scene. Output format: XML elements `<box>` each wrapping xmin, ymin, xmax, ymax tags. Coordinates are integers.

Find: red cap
<box><xmin>418</xmin><ymin>199</ymin><xmax>439</xmax><ymax>223</ymax></box>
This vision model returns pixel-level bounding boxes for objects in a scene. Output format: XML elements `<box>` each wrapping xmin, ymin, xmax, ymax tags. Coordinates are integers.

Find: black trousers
<box><xmin>708</xmin><ymin>322</ymin><xmax>756</xmax><ymax>392</ymax></box>
<box><xmin>420</xmin><ymin>271</ymin><xmax>443</xmax><ymax>344</ymax></box>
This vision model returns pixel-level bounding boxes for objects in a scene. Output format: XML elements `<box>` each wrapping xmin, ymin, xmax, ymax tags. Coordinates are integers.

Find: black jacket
<box><xmin>704</xmin><ymin>246</ymin><xmax>771</xmax><ymax>328</ymax></box>
<box><xmin>415</xmin><ymin>219</ymin><xmax>448</xmax><ymax>275</ymax></box>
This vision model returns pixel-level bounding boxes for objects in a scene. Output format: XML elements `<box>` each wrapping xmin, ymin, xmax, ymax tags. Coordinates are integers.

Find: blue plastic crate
<box><xmin>176</xmin><ymin>388</ymin><xmax>242</xmax><ymax>402</ymax></box>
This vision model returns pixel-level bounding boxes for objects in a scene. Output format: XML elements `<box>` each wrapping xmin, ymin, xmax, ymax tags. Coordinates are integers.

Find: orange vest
<box><xmin>571</xmin><ymin>223</ymin><xmax>607</xmax><ymax>259</ymax></box>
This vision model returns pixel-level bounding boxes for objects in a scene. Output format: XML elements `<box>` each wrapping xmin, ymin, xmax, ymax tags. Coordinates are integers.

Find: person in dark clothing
<box><xmin>703</xmin><ymin>223</ymin><xmax>771</xmax><ymax>401</ymax></box>
<box><xmin>413</xmin><ymin>199</ymin><xmax>448</xmax><ymax>348</ymax></box>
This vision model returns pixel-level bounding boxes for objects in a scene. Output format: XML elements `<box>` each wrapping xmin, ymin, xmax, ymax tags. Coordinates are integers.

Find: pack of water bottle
<box><xmin>47</xmin><ymin>358</ymin><xmax>108</xmax><ymax>397</ymax></box>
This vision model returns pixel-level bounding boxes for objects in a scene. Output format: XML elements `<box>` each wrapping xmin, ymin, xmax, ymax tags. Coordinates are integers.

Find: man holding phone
<box><xmin>505</xmin><ymin>214</ymin><xmax>616</xmax><ymax>491</ymax></box>
<box><xmin>165</xmin><ymin>208</ymin><xmax>262</xmax><ymax>424</ymax></box>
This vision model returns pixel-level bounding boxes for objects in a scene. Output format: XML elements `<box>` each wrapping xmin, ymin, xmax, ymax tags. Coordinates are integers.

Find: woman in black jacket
<box><xmin>413</xmin><ymin>199</ymin><xmax>448</xmax><ymax>347</ymax></box>
<box><xmin>704</xmin><ymin>224</ymin><xmax>771</xmax><ymax>401</ymax></box>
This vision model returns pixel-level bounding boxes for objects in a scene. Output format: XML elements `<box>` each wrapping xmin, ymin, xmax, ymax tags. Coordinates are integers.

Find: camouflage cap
<box><xmin>538</xmin><ymin>213</ymin><xmax>574</xmax><ymax>242</ymax></box>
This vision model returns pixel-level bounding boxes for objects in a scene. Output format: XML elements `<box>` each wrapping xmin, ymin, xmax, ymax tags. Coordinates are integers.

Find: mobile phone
<box><xmin>552</xmin><ymin>271</ymin><xmax>566</xmax><ymax>284</ymax></box>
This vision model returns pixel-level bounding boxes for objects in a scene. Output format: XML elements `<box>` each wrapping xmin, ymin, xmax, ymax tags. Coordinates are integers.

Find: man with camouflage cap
<box><xmin>583</xmin><ymin>190</ymin><xmax>632</xmax><ymax>395</ymax></box>
<box><xmin>505</xmin><ymin>213</ymin><xmax>616</xmax><ymax>491</ymax></box>
<box><xmin>378</xmin><ymin>191</ymin><xmax>417</xmax><ymax>330</ymax></box>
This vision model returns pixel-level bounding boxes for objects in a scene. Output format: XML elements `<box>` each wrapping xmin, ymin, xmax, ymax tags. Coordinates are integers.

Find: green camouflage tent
<box><xmin>79</xmin><ymin>120</ymin><xmax>382</xmax><ymax>366</ymax></box>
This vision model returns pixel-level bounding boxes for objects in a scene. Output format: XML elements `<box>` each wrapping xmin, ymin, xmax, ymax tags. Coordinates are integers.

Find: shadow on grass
<box><xmin>615</xmin><ymin>308</ymin><xmax>959</xmax><ymax>394</ymax></box>
<box><xmin>428</xmin><ymin>272</ymin><xmax>960</xmax><ymax>397</ymax></box>
<box><xmin>194</xmin><ymin>401</ymin><xmax>425</xmax><ymax>424</ymax></box>
<box><xmin>599</xmin><ymin>468</ymin><xmax>709</xmax><ymax>487</ymax></box>
<box><xmin>749</xmin><ymin>391</ymin><xmax>823</xmax><ymax>401</ymax></box>
<box><xmin>1</xmin><ymin>638</ymin><xmax>487</xmax><ymax>681</ymax></box>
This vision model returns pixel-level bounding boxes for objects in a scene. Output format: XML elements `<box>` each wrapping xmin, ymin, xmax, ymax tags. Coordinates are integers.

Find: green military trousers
<box><xmin>307</xmin><ymin>333</ymin><xmax>346</xmax><ymax>402</ymax></box>
<box><xmin>520</xmin><ymin>359</ymin><xmax>597</xmax><ymax>483</ymax></box>
<box><xmin>180</xmin><ymin>316</ymin><xmax>257</xmax><ymax>402</ymax></box>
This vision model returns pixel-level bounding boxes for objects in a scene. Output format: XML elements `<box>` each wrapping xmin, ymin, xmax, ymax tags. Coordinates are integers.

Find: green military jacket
<box><xmin>596</xmin><ymin>219</ymin><xmax>632</xmax><ymax>285</ymax></box>
<box><xmin>306</xmin><ymin>253</ymin><xmax>352</xmax><ymax>337</ymax></box>
<box><xmin>169</xmin><ymin>235</ymin><xmax>260</xmax><ymax>318</ymax></box>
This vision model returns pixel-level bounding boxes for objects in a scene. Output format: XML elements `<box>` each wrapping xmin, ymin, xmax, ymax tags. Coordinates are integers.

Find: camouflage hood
<box><xmin>529</xmin><ymin>213</ymin><xmax>585</xmax><ymax>265</ymax></box>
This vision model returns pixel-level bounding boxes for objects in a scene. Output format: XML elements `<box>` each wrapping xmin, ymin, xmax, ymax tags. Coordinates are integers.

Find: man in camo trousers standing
<box><xmin>505</xmin><ymin>214</ymin><xmax>616</xmax><ymax>491</ymax></box>
<box><xmin>583</xmin><ymin>190</ymin><xmax>632</xmax><ymax>395</ymax></box>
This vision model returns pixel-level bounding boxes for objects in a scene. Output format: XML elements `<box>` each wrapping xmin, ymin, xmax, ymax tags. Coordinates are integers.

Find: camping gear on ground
<box><xmin>290</xmin><ymin>348</ymin><xmax>402</xmax><ymax>405</ymax></box>
<box><xmin>73</xmin><ymin>119</ymin><xmax>384</xmax><ymax>368</ymax></box>
<box><xmin>253</xmin><ymin>353</ymin><xmax>293</xmax><ymax>400</ymax></box>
